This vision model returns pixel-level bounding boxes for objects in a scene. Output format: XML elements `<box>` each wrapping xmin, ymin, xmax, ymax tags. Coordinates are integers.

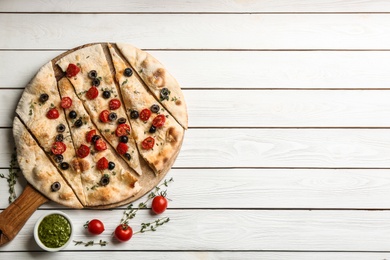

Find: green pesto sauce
<box><xmin>38</xmin><ymin>214</ymin><xmax>71</xmax><ymax>248</ymax></box>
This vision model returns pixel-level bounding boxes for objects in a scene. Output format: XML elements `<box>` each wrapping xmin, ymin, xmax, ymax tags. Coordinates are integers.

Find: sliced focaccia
<box><xmin>109</xmin><ymin>45</ymin><xmax>184</xmax><ymax>174</ymax></box>
<box><xmin>58</xmin><ymin>77</ymin><xmax>141</xmax><ymax>206</ymax></box>
<box><xmin>55</xmin><ymin>44</ymin><xmax>142</xmax><ymax>175</ymax></box>
<box><xmin>15</xmin><ymin>61</ymin><xmax>87</xmax><ymax>206</ymax></box>
<box><xmin>116</xmin><ymin>42</ymin><xmax>188</xmax><ymax>129</ymax></box>
<box><xmin>13</xmin><ymin>117</ymin><xmax>83</xmax><ymax>208</ymax></box>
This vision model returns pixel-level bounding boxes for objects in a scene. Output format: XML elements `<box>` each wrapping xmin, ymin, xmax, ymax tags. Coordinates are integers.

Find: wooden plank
<box><xmin>5</xmin><ymin>89</ymin><xmax>390</xmax><ymax>128</ymax></box>
<box><xmin>2</xmin><ymin>14</ymin><xmax>390</xmax><ymax>49</ymax></box>
<box><xmin>2</xmin><ymin>0</ymin><xmax>390</xmax><ymax>13</ymax></box>
<box><xmin>3</xmin><ymin>169</ymin><xmax>390</xmax><ymax>210</ymax></box>
<box><xmin>1</xmin><ymin>252</ymin><xmax>389</xmax><ymax>260</ymax></box>
<box><xmin>2</xmin><ymin>209</ymin><xmax>390</xmax><ymax>251</ymax></box>
<box><xmin>4</xmin><ymin>128</ymin><xmax>390</xmax><ymax>168</ymax></box>
<box><xmin>4</xmin><ymin>50</ymin><xmax>390</xmax><ymax>89</ymax></box>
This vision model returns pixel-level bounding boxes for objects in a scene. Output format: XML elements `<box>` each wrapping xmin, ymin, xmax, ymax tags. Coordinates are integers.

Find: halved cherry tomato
<box><xmin>109</xmin><ymin>99</ymin><xmax>121</xmax><ymax>110</ymax></box>
<box><xmin>114</xmin><ymin>224</ymin><xmax>133</xmax><ymax>242</ymax></box>
<box><xmin>94</xmin><ymin>139</ymin><xmax>107</xmax><ymax>151</ymax></box>
<box><xmin>152</xmin><ymin>195</ymin><xmax>168</xmax><ymax>214</ymax></box>
<box><xmin>117</xmin><ymin>142</ymin><xmax>129</xmax><ymax>155</ymax></box>
<box><xmin>46</xmin><ymin>108</ymin><xmax>60</xmax><ymax>119</ymax></box>
<box><xmin>66</xmin><ymin>63</ymin><xmax>80</xmax><ymax>78</ymax></box>
<box><xmin>86</xmin><ymin>219</ymin><xmax>105</xmax><ymax>235</ymax></box>
<box><xmin>97</xmin><ymin>157</ymin><xmax>109</xmax><ymax>170</ymax></box>
<box><xmin>139</xmin><ymin>108</ymin><xmax>151</xmax><ymax>121</ymax></box>
<box><xmin>86</xmin><ymin>129</ymin><xmax>96</xmax><ymax>143</ymax></box>
<box><xmin>115</xmin><ymin>124</ymin><xmax>130</xmax><ymax>137</ymax></box>
<box><xmin>141</xmin><ymin>137</ymin><xmax>155</xmax><ymax>150</ymax></box>
<box><xmin>86</xmin><ymin>86</ymin><xmax>99</xmax><ymax>100</ymax></box>
<box><xmin>60</xmin><ymin>97</ymin><xmax>72</xmax><ymax>109</ymax></box>
<box><xmin>77</xmin><ymin>144</ymin><xmax>90</xmax><ymax>158</ymax></box>
<box><xmin>51</xmin><ymin>141</ymin><xmax>66</xmax><ymax>155</ymax></box>
<box><xmin>99</xmin><ymin>110</ymin><xmax>110</xmax><ymax>123</ymax></box>
<box><xmin>152</xmin><ymin>114</ymin><xmax>166</xmax><ymax>128</ymax></box>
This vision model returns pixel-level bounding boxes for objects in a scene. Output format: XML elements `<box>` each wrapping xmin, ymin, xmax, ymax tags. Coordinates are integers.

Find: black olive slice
<box><xmin>108</xmin><ymin>112</ymin><xmax>117</xmax><ymax>121</ymax></box>
<box><xmin>124</xmin><ymin>68</ymin><xmax>133</xmax><ymax>77</ymax></box>
<box><xmin>91</xmin><ymin>135</ymin><xmax>101</xmax><ymax>143</ymax></box>
<box><xmin>92</xmin><ymin>78</ymin><xmax>100</xmax><ymax>87</ymax></box>
<box><xmin>108</xmin><ymin>162</ymin><xmax>115</xmax><ymax>170</ymax></box>
<box><xmin>51</xmin><ymin>182</ymin><xmax>61</xmax><ymax>191</ymax></box>
<box><xmin>88</xmin><ymin>70</ymin><xmax>98</xmax><ymax>79</ymax></box>
<box><xmin>120</xmin><ymin>136</ymin><xmax>128</xmax><ymax>143</ymax></box>
<box><xmin>57</xmin><ymin>124</ymin><xmax>66</xmax><ymax>133</ymax></box>
<box><xmin>100</xmin><ymin>175</ymin><xmax>110</xmax><ymax>186</ymax></box>
<box><xmin>124</xmin><ymin>153</ymin><xmax>131</xmax><ymax>161</ymax></box>
<box><xmin>69</xmin><ymin>110</ymin><xmax>77</xmax><ymax>119</ymax></box>
<box><xmin>130</xmin><ymin>110</ymin><xmax>139</xmax><ymax>119</ymax></box>
<box><xmin>74</xmin><ymin>119</ymin><xmax>83</xmax><ymax>128</ymax></box>
<box><xmin>39</xmin><ymin>93</ymin><xmax>49</xmax><ymax>103</ymax></box>
<box><xmin>149</xmin><ymin>125</ymin><xmax>157</xmax><ymax>133</ymax></box>
<box><xmin>160</xmin><ymin>88</ymin><xmax>170</xmax><ymax>101</ymax></box>
<box><xmin>150</xmin><ymin>104</ymin><xmax>160</xmax><ymax>113</ymax></box>
<box><xmin>118</xmin><ymin>117</ymin><xmax>126</xmax><ymax>124</ymax></box>
<box><xmin>55</xmin><ymin>134</ymin><xmax>64</xmax><ymax>142</ymax></box>
<box><xmin>54</xmin><ymin>154</ymin><xmax>63</xmax><ymax>163</ymax></box>
<box><xmin>60</xmin><ymin>162</ymin><xmax>69</xmax><ymax>170</ymax></box>
<box><xmin>102</xmin><ymin>91</ymin><xmax>111</xmax><ymax>99</ymax></box>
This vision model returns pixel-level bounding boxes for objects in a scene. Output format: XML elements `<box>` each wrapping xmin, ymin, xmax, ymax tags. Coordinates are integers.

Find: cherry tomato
<box><xmin>77</xmin><ymin>144</ymin><xmax>90</xmax><ymax>158</ymax></box>
<box><xmin>86</xmin><ymin>86</ymin><xmax>99</xmax><ymax>100</ymax></box>
<box><xmin>94</xmin><ymin>138</ymin><xmax>107</xmax><ymax>151</ymax></box>
<box><xmin>114</xmin><ymin>224</ymin><xmax>133</xmax><ymax>242</ymax></box>
<box><xmin>109</xmin><ymin>99</ymin><xmax>121</xmax><ymax>110</ymax></box>
<box><xmin>86</xmin><ymin>129</ymin><xmax>96</xmax><ymax>143</ymax></box>
<box><xmin>117</xmin><ymin>142</ymin><xmax>129</xmax><ymax>155</ymax></box>
<box><xmin>115</xmin><ymin>124</ymin><xmax>130</xmax><ymax>137</ymax></box>
<box><xmin>51</xmin><ymin>141</ymin><xmax>66</xmax><ymax>155</ymax></box>
<box><xmin>86</xmin><ymin>219</ymin><xmax>105</xmax><ymax>235</ymax></box>
<box><xmin>60</xmin><ymin>97</ymin><xmax>72</xmax><ymax>109</ymax></box>
<box><xmin>66</xmin><ymin>63</ymin><xmax>80</xmax><ymax>78</ymax></box>
<box><xmin>152</xmin><ymin>114</ymin><xmax>166</xmax><ymax>128</ymax></box>
<box><xmin>97</xmin><ymin>157</ymin><xmax>108</xmax><ymax>170</ymax></box>
<box><xmin>152</xmin><ymin>195</ymin><xmax>168</xmax><ymax>214</ymax></box>
<box><xmin>139</xmin><ymin>108</ymin><xmax>151</xmax><ymax>121</ymax></box>
<box><xmin>99</xmin><ymin>110</ymin><xmax>110</xmax><ymax>123</ymax></box>
<box><xmin>141</xmin><ymin>137</ymin><xmax>155</xmax><ymax>150</ymax></box>
<box><xmin>46</xmin><ymin>108</ymin><xmax>60</xmax><ymax>119</ymax></box>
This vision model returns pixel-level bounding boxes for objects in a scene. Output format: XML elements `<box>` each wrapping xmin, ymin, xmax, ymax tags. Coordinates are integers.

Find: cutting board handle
<box><xmin>0</xmin><ymin>184</ymin><xmax>48</xmax><ymax>246</ymax></box>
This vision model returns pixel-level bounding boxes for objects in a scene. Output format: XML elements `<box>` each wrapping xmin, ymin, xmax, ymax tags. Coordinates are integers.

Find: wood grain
<box><xmin>2</xmin><ymin>0</ymin><xmax>390</xmax><ymax>13</ymax></box>
<box><xmin>2</xmin><ymin>14</ymin><xmax>390</xmax><ymax>49</ymax></box>
<box><xmin>2</xmin><ymin>128</ymin><xmax>390</xmax><ymax>168</ymax></box>
<box><xmin>1</xmin><ymin>252</ymin><xmax>390</xmax><ymax>260</ymax></box>
<box><xmin>3</xmin><ymin>209</ymin><xmax>390</xmax><ymax>251</ymax></box>
<box><xmin>6</xmin><ymin>89</ymin><xmax>390</xmax><ymax>128</ymax></box>
<box><xmin>0</xmin><ymin>184</ymin><xmax>47</xmax><ymax>246</ymax></box>
<box><xmin>4</xmin><ymin>169</ymin><xmax>390</xmax><ymax>210</ymax></box>
<box><xmin>4</xmin><ymin>50</ymin><xmax>390</xmax><ymax>90</ymax></box>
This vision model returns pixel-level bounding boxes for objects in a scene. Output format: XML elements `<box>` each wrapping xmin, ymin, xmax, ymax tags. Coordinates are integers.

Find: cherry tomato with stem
<box><xmin>152</xmin><ymin>195</ymin><xmax>168</xmax><ymax>214</ymax></box>
<box><xmin>85</xmin><ymin>219</ymin><xmax>105</xmax><ymax>235</ymax></box>
<box><xmin>114</xmin><ymin>224</ymin><xmax>133</xmax><ymax>242</ymax></box>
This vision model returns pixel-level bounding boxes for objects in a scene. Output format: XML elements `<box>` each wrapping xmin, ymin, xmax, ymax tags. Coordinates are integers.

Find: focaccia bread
<box><xmin>13</xmin><ymin>42</ymin><xmax>186</xmax><ymax>209</ymax></box>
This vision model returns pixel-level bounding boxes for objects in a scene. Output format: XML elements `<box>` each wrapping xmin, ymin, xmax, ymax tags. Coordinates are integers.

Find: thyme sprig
<box><xmin>73</xmin><ymin>240</ymin><xmax>108</xmax><ymax>247</ymax></box>
<box><xmin>134</xmin><ymin>217</ymin><xmax>170</xmax><ymax>234</ymax></box>
<box><xmin>120</xmin><ymin>177</ymin><xmax>173</xmax><ymax>225</ymax></box>
<box><xmin>0</xmin><ymin>151</ymin><xmax>20</xmax><ymax>203</ymax></box>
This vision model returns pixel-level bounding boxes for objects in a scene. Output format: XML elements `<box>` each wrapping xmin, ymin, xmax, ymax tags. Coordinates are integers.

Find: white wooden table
<box><xmin>2</xmin><ymin>1</ymin><xmax>390</xmax><ymax>259</ymax></box>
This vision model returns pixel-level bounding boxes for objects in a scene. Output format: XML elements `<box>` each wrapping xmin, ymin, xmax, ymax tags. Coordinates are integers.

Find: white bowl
<box><xmin>33</xmin><ymin>210</ymin><xmax>73</xmax><ymax>252</ymax></box>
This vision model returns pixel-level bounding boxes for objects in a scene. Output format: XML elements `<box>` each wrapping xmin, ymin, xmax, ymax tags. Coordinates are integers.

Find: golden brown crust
<box><xmin>109</xmin><ymin>45</ymin><xmax>185</xmax><ymax>175</ymax></box>
<box><xmin>13</xmin><ymin>117</ymin><xmax>83</xmax><ymax>208</ymax></box>
<box><xmin>116</xmin><ymin>42</ymin><xmax>188</xmax><ymax>129</ymax></box>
